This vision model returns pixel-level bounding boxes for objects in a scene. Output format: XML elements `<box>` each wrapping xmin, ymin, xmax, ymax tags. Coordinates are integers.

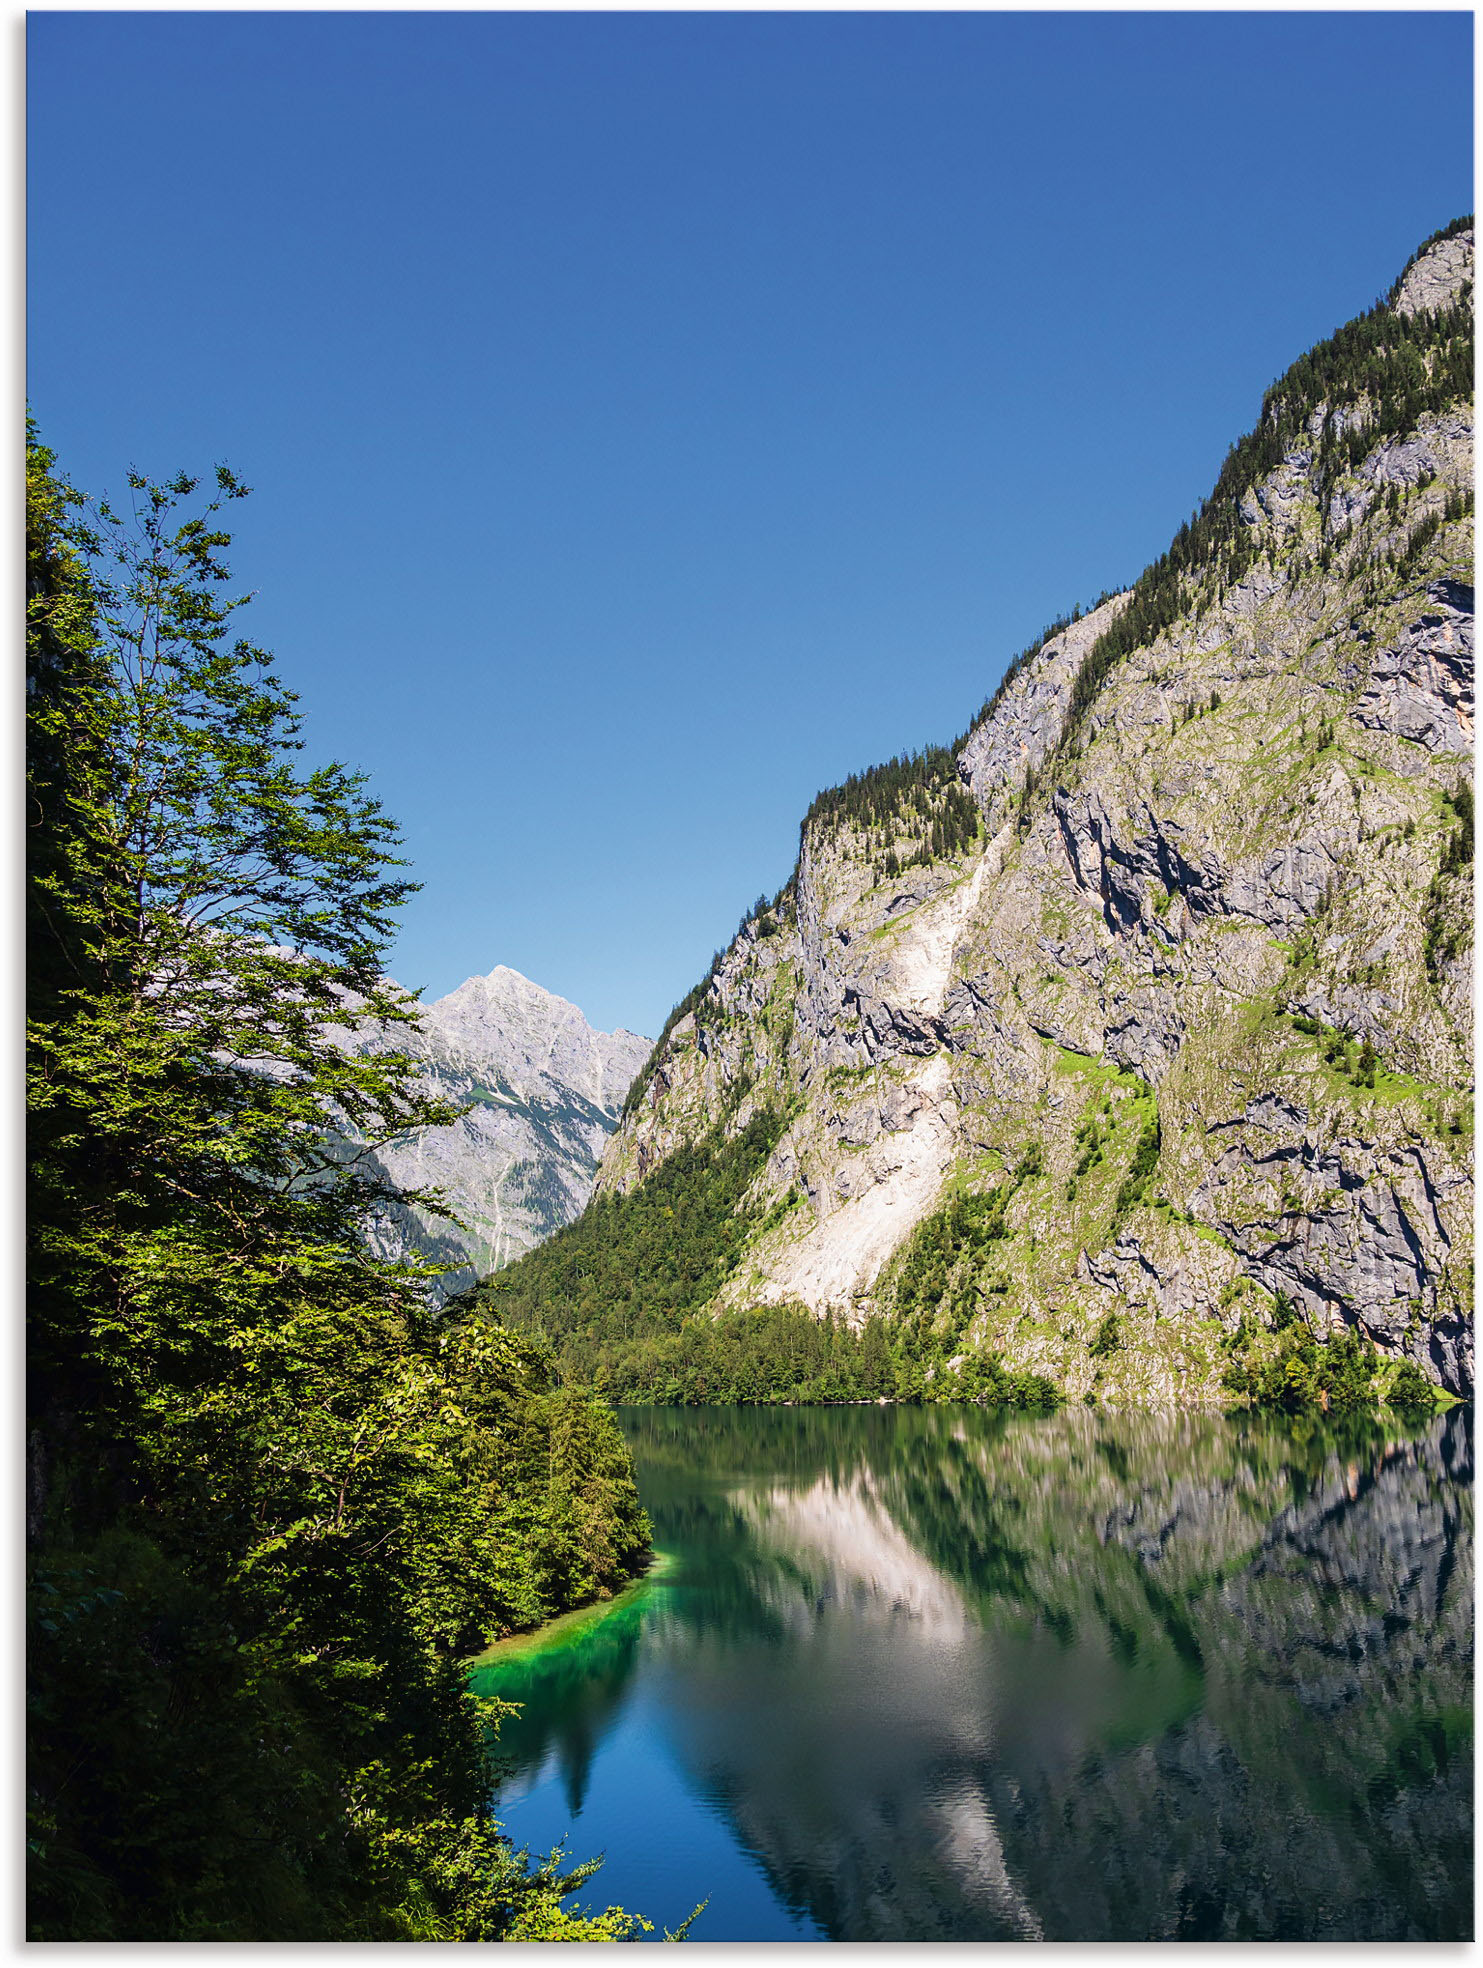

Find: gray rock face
<box><xmin>959</xmin><ymin>595</ymin><xmax>1130</xmax><ymax>824</ymax></box>
<box><xmin>352</xmin><ymin>967</ymin><xmax>649</xmax><ymax>1297</ymax></box>
<box><xmin>1393</xmin><ymin>227</ymin><xmax>1474</xmax><ymax>319</ymax></box>
<box><xmin>600</xmin><ymin>230</ymin><xmax>1474</xmax><ymax>1399</ymax></box>
<box><xmin>1351</xmin><ymin>579</ymin><xmax>1474</xmax><ymax>754</ymax></box>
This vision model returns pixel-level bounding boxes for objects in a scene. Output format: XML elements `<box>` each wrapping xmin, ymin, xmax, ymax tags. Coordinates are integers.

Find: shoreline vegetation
<box><xmin>474</xmin><ymin>1114</ymin><xmax>1454</xmax><ymax>1429</ymax></box>
<box><xmin>467</xmin><ymin>1550</ymin><xmax>672</xmax><ymax>1670</ymax></box>
<box><xmin>26</xmin><ymin>430</ymin><xmax>656</xmax><ymax>1942</ymax></box>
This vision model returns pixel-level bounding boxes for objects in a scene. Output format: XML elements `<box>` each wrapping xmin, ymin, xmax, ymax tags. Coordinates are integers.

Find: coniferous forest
<box><xmin>479</xmin><ymin>1114</ymin><xmax>1061</xmax><ymax>1410</ymax></box>
<box><xmin>25</xmin><ymin>428</ymin><xmax>655</xmax><ymax>1941</ymax></box>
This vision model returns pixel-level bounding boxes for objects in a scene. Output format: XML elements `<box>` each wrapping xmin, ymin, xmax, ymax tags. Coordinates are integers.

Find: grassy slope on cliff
<box><xmin>562</xmin><ymin>224</ymin><xmax>1475</xmax><ymax>1416</ymax></box>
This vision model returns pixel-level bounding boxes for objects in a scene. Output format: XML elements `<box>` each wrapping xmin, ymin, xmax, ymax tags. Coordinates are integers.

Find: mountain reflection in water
<box><xmin>472</xmin><ymin>1405</ymin><xmax>1473</xmax><ymax>1942</ymax></box>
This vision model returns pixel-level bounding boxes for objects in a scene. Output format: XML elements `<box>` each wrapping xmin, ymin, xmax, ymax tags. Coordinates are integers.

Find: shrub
<box><xmin>1387</xmin><ymin>1359</ymin><xmax>1437</xmax><ymax>1425</ymax></box>
<box><xmin>1089</xmin><ymin>1312</ymin><xmax>1123</xmax><ymax>1359</ymax></box>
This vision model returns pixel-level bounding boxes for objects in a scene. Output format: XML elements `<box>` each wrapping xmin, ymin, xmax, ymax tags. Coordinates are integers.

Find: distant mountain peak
<box><xmin>412</xmin><ymin>963</ymin><xmax>648</xmax><ymax>1113</ymax></box>
<box><xmin>356</xmin><ymin>965</ymin><xmax>651</xmax><ymax>1296</ymax></box>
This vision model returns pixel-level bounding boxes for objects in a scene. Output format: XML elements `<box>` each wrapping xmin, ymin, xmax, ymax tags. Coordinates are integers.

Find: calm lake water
<box><xmin>470</xmin><ymin>1404</ymin><xmax>1473</xmax><ymax>1942</ymax></box>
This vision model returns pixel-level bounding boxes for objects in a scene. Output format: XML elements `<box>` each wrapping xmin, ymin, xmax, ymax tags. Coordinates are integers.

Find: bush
<box><xmin>1089</xmin><ymin>1312</ymin><xmax>1123</xmax><ymax>1359</ymax></box>
<box><xmin>1112</xmin><ymin>1115</ymin><xmax>1162</xmax><ymax>1223</ymax></box>
<box><xmin>1223</xmin><ymin>1312</ymin><xmax>1382</xmax><ymax>1418</ymax></box>
<box><xmin>1387</xmin><ymin>1359</ymin><xmax>1437</xmax><ymax>1425</ymax></box>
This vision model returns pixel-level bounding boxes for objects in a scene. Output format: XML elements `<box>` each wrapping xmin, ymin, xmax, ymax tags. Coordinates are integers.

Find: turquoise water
<box><xmin>471</xmin><ymin>1404</ymin><xmax>1473</xmax><ymax>1942</ymax></box>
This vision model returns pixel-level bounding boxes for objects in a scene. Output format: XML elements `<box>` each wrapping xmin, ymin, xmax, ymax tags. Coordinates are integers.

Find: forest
<box><xmin>25</xmin><ymin>428</ymin><xmax>656</xmax><ymax>1941</ymax></box>
<box><xmin>1051</xmin><ymin>215</ymin><xmax>1475</xmax><ymax>752</ymax></box>
<box><xmin>487</xmin><ymin>1082</ymin><xmax>1439</xmax><ymax>1427</ymax></box>
<box><xmin>480</xmin><ymin>1115</ymin><xmax>1061</xmax><ymax>1410</ymax></box>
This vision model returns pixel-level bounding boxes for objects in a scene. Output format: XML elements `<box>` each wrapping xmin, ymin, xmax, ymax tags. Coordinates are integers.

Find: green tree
<box><xmin>29</xmin><ymin>448</ymin><xmax>457</xmax><ymax>1474</ymax></box>
<box><xmin>26</xmin><ymin>430</ymin><xmax>649</xmax><ymax>1940</ymax></box>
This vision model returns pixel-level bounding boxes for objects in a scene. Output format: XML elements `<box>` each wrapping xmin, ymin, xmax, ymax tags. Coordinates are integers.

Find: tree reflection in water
<box><xmin>477</xmin><ymin>1405</ymin><xmax>1472</xmax><ymax>1941</ymax></box>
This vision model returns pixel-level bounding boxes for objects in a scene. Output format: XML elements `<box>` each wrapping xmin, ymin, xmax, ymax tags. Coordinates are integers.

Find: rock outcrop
<box><xmin>350</xmin><ymin>966</ymin><xmax>649</xmax><ymax>1296</ymax></box>
<box><xmin>1395</xmin><ymin>224</ymin><xmax>1475</xmax><ymax>319</ymax></box>
<box><xmin>600</xmin><ymin>225</ymin><xmax>1475</xmax><ymax>1400</ymax></box>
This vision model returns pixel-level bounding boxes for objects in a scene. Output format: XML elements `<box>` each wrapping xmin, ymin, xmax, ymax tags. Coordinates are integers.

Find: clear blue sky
<box><xmin>28</xmin><ymin>11</ymin><xmax>1473</xmax><ymax>1040</ymax></box>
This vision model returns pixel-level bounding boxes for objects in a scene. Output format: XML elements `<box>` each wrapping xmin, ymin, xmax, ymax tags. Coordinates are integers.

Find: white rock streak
<box><xmin>748</xmin><ymin>850</ymin><xmax>996</xmax><ymax>1316</ymax></box>
<box><xmin>741</xmin><ymin>1473</ymin><xmax>974</xmax><ymax>1633</ymax></box>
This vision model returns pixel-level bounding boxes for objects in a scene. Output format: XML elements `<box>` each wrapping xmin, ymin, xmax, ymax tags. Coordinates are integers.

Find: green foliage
<box><xmin>1222</xmin><ymin>1303</ymin><xmax>1400</xmax><ymax>1421</ymax></box>
<box><xmin>1285</xmin><ymin>1008</ymin><xmax>1394</xmax><ymax>1090</ymax></box>
<box><xmin>1422</xmin><ymin>777</ymin><xmax>1473</xmax><ymax>982</ymax></box>
<box><xmin>1441</xmin><ymin>775</ymin><xmax>1474</xmax><ymax>872</ymax></box>
<box><xmin>804</xmin><ymin>744</ymin><xmax>954</xmax><ymax>835</ymax></box>
<box><xmin>926</xmin><ymin>1350</ymin><xmax>1061</xmax><ymax>1413</ymax></box>
<box><xmin>26</xmin><ymin>430</ymin><xmax>649</xmax><ymax>1941</ymax></box>
<box><xmin>801</xmin><ymin>747</ymin><xmax>981</xmax><ymax>875</ymax></box>
<box><xmin>1386</xmin><ymin>1359</ymin><xmax>1438</xmax><ymax>1425</ymax></box>
<box><xmin>625</xmin><ymin>230</ymin><xmax>1474</xmax><ymax>1155</ymax></box>
<box><xmin>484</xmin><ymin>1124</ymin><xmax>1059</xmax><ymax>1411</ymax></box>
<box><xmin>1112</xmin><ymin>1115</ymin><xmax>1162</xmax><ymax>1225</ymax></box>
<box><xmin>1394</xmin><ymin>506</ymin><xmax>1444</xmax><ymax>582</ymax></box>
<box><xmin>1057</xmin><ymin>252</ymin><xmax>1473</xmax><ymax>746</ymax></box>
<box><xmin>29</xmin><ymin>1321</ymin><xmax>652</xmax><ymax>1941</ymax></box>
<box><xmin>1088</xmin><ymin>1312</ymin><xmax>1123</xmax><ymax>1359</ymax></box>
<box><xmin>594</xmin><ymin>1300</ymin><xmax>901</xmax><ymax>1406</ymax></box>
<box><xmin>481</xmin><ymin>1109</ymin><xmax>789</xmax><ymax>1380</ymax></box>
<box><xmin>1074</xmin><ymin>1112</ymin><xmax>1108</xmax><ymax>1176</ymax></box>
<box><xmin>894</xmin><ymin>1188</ymin><xmax>1011</xmax><ymax>1326</ymax></box>
<box><xmin>873</xmin><ymin>1169</ymin><xmax>1062</xmax><ymax>1412</ymax></box>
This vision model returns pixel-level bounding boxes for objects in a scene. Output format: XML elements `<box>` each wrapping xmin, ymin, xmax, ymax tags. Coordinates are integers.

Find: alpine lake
<box><xmin>468</xmin><ymin>1404</ymin><xmax>1473</xmax><ymax>1943</ymax></box>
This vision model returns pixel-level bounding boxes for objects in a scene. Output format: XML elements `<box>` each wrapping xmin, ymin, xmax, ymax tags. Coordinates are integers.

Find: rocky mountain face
<box><xmin>601</xmin><ymin>225</ymin><xmax>1475</xmax><ymax>1401</ymax></box>
<box><xmin>352</xmin><ymin>966</ymin><xmax>649</xmax><ymax>1297</ymax></box>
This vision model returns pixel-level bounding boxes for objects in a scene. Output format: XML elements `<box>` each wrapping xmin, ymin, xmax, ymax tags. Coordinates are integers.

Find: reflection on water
<box><xmin>471</xmin><ymin>1406</ymin><xmax>1473</xmax><ymax>1942</ymax></box>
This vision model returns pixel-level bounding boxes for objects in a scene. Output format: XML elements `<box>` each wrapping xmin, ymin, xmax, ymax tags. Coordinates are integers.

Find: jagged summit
<box><xmin>585</xmin><ymin>225</ymin><xmax>1474</xmax><ymax>1402</ymax></box>
<box><xmin>353</xmin><ymin>964</ymin><xmax>650</xmax><ymax>1294</ymax></box>
<box><xmin>425</xmin><ymin>963</ymin><xmax>647</xmax><ymax>1113</ymax></box>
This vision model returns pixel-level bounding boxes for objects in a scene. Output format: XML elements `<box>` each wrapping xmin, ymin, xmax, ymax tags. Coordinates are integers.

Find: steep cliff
<box><xmin>351</xmin><ymin>965</ymin><xmax>649</xmax><ymax>1295</ymax></box>
<box><xmin>597</xmin><ymin>223</ymin><xmax>1475</xmax><ymax>1402</ymax></box>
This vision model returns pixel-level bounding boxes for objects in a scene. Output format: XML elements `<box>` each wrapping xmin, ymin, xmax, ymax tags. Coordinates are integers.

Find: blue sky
<box><xmin>28</xmin><ymin>11</ymin><xmax>1473</xmax><ymax>1040</ymax></box>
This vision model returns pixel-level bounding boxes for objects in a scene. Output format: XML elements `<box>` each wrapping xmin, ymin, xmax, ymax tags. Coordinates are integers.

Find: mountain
<box><xmin>353</xmin><ymin>965</ymin><xmax>650</xmax><ymax>1295</ymax></box>
<box><xmin>490</xmin><ymin>222</ymin><xmax>1475</xmax><ymax>1406</ymax></box>
<box><xmin>614</xmin><ymin>1406</ymin><xmax>1470</xmax><ymax>1942</ymax></box>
